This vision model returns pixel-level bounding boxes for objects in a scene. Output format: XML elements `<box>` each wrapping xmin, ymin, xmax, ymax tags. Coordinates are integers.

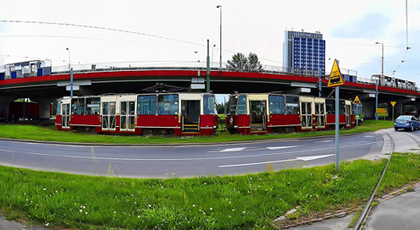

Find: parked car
<box><xmin>394</xmin><ymin>115</ymin><xmax>420</xmax><ymax>131</ymax></box>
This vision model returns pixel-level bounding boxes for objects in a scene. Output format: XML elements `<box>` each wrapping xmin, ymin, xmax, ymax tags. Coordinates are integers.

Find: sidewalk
<box><xmin>0</xmin><ymin>216</ymin><xmax>48</xmax><ymax>230</ymax></box>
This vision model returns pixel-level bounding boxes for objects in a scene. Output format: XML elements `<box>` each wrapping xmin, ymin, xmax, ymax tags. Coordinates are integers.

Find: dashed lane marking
<box><xmin>266</xmin><ymin>146</ymin><xmax>299</xmax><ymax>150</ymax></box>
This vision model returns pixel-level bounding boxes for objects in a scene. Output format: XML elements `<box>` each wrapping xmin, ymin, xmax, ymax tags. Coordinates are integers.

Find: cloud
<box><xmin>331</xmin><ymin>13</ymin><xmax>392</xmax><ymax>39</ymax></box>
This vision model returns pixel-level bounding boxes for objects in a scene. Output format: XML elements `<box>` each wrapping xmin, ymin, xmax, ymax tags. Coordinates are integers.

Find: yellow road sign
<box><xmin>354</xmin><ymin>95</ymin><xmax>361</xmax><ymax>104</ymax></box>
<box><xmin>328</xmin><ymin>59</ymin><xmax>344</xmax><ymax>87</ymax></box>
<box><xmin>390</xmin><ymin>101</ymin><xmax>396</xmax><ymax>107</ymax></box>
<box><xmin>376</xmin><ymin>108</ymin><xmax>388</xmax><ymax>114</ymax></box>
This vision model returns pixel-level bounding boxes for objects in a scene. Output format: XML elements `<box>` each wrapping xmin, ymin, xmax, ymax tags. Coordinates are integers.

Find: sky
<box><xmin>1</xmin><ymin>0</ymin><xmax>420</xmax><ymax>84</ymax></box>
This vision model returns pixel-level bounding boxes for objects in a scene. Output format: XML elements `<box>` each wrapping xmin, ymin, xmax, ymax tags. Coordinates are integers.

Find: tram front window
<box><xmin>227</xmin><ymin>95</ymin><xmax>247</xmax><ymax>115</ymax></box>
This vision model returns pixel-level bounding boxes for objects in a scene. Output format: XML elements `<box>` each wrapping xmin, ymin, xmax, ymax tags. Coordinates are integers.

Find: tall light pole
<box><xmin>375</xmin><ymin>42</ymin><xmax>384</xmax><ymax>121</ymax></box>
<box><xmin>66</xmin><ymin>48</ymin><xmax>73</xmax><ymax>98</ymax></box>
<box><xmin>216</xmin><ymin>5</ymin><xmax>222</xmax><ymax>72</ymax></box>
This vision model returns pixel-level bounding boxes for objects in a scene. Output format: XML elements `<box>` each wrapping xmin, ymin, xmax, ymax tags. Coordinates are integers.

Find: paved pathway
<box><xmin>290</xmin><ymin>128</ymin><xmax>420</xmax><ymax>230</ymax></box>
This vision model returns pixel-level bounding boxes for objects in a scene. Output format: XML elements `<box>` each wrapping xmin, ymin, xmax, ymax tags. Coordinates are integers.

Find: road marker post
<box><xmin>328</xmin><ymin>59</ymin><xmax>344</xmax><ymax>171</ymax></box>
<box><xmin>391</xmin><ymin>101</ymin><xmax>396</xmax><ymax>122</ymax></box>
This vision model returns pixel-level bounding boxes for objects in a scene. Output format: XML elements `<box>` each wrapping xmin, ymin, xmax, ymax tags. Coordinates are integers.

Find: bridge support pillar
<box><xmin>363</xmin><ymin>100</ymin><xmax>376</xmax><ymax>119</ymax></box>
<box><xmin>0</xmin><ymin>95</ymin><xmax>17</xmax><ymax>121</ymax></box>
<box><xmin>33</xmin><ymin>97</ymin><xmax>56</xmax><ymax>120</ymax></box>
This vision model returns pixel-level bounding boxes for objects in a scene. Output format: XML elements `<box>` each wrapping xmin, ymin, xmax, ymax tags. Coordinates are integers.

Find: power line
<box><xmin>392</xmin><ymin>0</ymin><xmax>410</xmax><ymax>75</ymax></box>
<box><xmin>0</xmin><ymin>20</ymin><xmax>205</xmax><ymax>47</ymax></box>
<box><xmin>0</xmin><ymin>20</ymin><xmax>283</xmax><ymax>65</ymax></box>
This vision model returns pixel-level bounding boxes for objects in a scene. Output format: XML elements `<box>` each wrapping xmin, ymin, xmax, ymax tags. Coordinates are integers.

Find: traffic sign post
<box><xmin>354</xmin><ymin>95</ymin><xmax>361</xmax><ymax>127</ymax></box>
<box><xmin>391</xmin><ymin>101</ymin><xmax>396</xmax><ymax>121</ymax></box>
<box><xmin>377</xmin><ymin>108</ymin><xmax>388</xmax><ymax>120</ymax></box>
<box><xmin>328</xmin><ymin>59</ymin><xmax>344</xmax><ymax>171</ymax></box>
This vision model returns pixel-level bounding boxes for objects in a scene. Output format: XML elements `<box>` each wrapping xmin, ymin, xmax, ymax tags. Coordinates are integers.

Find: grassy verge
<box><xmin>0</xmin><ymin>120</ymin><xmax>393</xmax><ymax>144</ymax></box>
<box><xmin>1</xmin><ymin>152</ymin><xmax>419</xmax><ymax>229</ymax></box>
<box><xmin>0</xmin><ymin>160</ymin><xmax>384</xmax><ymax>229</ymax></box>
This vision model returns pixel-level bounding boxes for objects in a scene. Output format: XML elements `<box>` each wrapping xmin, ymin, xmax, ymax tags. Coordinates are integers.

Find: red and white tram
<box><xmin>56</xmin><ymin>92</ymin><xmax>218</xmax><ymax>136</ymax></box>
<box><xmin>225</xmin><ymin>93</ymin><xmax>354</xmax><ymax>135</ymax></box>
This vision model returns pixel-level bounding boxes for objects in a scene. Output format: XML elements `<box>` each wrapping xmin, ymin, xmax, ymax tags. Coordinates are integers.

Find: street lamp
<box><xmin>375</xmin><ymin>42</ymin><xmax>384</xmax><ymax>121</ymax></box>
<box><xmin>216</xmin><ymin>5</ymin><xmax>222</xmax><ymax>72</ymax></box>
<box><xmin>66</xmin><ymin>48</ymin><xmax>73</xmax><ymax>98</ymax></box>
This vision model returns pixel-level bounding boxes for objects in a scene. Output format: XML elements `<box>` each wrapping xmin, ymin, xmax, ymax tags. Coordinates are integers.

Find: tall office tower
<box><xmin>283</xmin><ymin>30</ymin><xmax>326</xmax><ymax>75</ymax></box>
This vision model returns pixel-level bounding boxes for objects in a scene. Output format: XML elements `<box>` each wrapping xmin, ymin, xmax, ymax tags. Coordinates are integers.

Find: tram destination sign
<box><xmin>328</xmin><ymin>59</ymin><xmax>344</xmax><ymax>87</ymax></box>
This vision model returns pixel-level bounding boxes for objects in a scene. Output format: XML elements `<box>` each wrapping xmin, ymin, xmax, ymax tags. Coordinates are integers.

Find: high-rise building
<box><xmin>283</xmin><ymin>30</ymin><xmax>326</xmax><ymax>75</ymax></box>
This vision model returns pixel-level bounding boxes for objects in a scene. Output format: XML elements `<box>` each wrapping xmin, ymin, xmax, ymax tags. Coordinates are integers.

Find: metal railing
<box><xmin>2</xmin><ymin>60</ymin><xmax>419</xmax><ymax>93</ymax></box>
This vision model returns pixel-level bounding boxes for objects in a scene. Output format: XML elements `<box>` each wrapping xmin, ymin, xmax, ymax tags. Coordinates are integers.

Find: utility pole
<box><xmin>206</xmin><ymin>39</ymin><xmax>210</xmax><ymax>93</ymax></box>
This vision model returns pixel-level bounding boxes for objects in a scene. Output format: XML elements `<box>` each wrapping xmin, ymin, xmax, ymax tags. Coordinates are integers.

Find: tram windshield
<box><xmin>227</xmin><ymin>95</ymin><xmax>247</xmax><ymax>115</ymax></box>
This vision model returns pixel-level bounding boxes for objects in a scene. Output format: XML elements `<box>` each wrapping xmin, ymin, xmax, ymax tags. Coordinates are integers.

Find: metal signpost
<box><xmin>354</xmin><ymin>95</ymin><xmax>361</xmax><ymax>127</ymax></box>
<box><xmin>390</xmin><ymin>101</ymin><xmax>396</xmax><ymax>121</ymax></box>
<box><xmin>328</xmin><ymin>59</ymin><xmax>344</xmax><ymax>171</ymax></box>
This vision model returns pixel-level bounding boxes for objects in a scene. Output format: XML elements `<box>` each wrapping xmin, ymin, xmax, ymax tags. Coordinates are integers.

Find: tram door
<box><xmin>314</xmin><ymin>99</ymin><xmax>326</xmax><ymax>129</ymax></box>
<box><xmin>345</xmin><ymin>102</ymin><xmax>352</xmax><ymax>126</ymax></box>
<box><xmin>181</xmin><ymin>100</ymin><xmax>200</xmax><ymax>132</ymax></box>
<box><xmin>120</xmin><ymin>101</ymin><xmax>136</xmax><ymax>132</ymax></box>
<box><xmin>101</xmin><ymin>101</ymin><xmax>116</xmax><ymax>131</ymax></box>
<box><xmin>249</xmin><ymin>100</ymin><xmax>267</xmax><ymax>132</ymax></box>
<box><xmin>300</xmin><ymin>99</ymin><xmax>313</xmax><ymax>130</ymax></box>
<box><xmin>61</xmin><ymin>102</ymin><xmax>70</xmax><ymax>129</ymax></box>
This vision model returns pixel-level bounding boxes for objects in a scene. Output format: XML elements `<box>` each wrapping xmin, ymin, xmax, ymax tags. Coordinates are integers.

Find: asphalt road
<box><xmin>0</xmin><ymin>132</ymin><xmax>382</xmax><ymax>178</ymax></box>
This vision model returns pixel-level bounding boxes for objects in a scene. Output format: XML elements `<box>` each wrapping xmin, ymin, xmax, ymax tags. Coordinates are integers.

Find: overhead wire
<box><xmin>0</xmin><ymin>20</ymin><xmax>205</xmax><ymax>47</ymax></box>
<box><xmin>0</xmin><ymin>20</ymin><xmax>282</xmax><ymax>65</ymax></box>
<box><xmin>392</xmin><ymin>0</ymin><xmax>410</xmax><ymax>75</ymax></box>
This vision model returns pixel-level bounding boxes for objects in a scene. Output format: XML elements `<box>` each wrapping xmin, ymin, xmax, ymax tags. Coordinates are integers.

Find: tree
<box><xmin>247</xmin><ymin>53</ymin><xmax>263</xmax><ymax>72</ymax></box>
<box><xmin>226</xmin><ymin>53</ymin><xmax>248</xmax><ymax>71</ymax></box>
<box><xmin>226</xmin><ymin>52</ymin><xmax>263</xmax><ymax>72</ymax></box>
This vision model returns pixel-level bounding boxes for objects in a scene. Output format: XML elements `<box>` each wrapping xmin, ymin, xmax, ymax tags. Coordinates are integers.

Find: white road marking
<box><xmin>315</xmin><ymin>140</ymin><xmax>333</xmax><ymax>143</ymax></box>
<box><xmin>219</xmin><ymin>154</ymin><xmax>334</xmax><ymax>168</ymax></box>
<box><xmin>364</xmin><ymin>135</ymin><xmax>375</xmax><ymax>138</ymax></box>
<box><xmin>28</xmin><ymin>152</ymin><xmax>48</xmax><ymax>156</ymax></box>
<box><xmin>220</xmin><ymin>147</ymin><xmax>246</xmax><ymax>152</ymax></box>
<box><xmin>267</xmin><ymin>146</ymin><xmax>298</xmax><ymax>150</ymax></box>
<box><xmin>219</xmin><ymin>159</ymin><xmax>296</xmax><ymax>168</ymax></box>
<box><xmin>295</xmin><ymin>154</ymin><xmax>334</xmax><ymax>161</ymax></box>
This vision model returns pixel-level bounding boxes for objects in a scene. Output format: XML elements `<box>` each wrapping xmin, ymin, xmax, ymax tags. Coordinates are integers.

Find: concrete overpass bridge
<box><xmin>0</xmin><ymin>63</ymin><xmax>419</xmax><ymax>120</ymax></box>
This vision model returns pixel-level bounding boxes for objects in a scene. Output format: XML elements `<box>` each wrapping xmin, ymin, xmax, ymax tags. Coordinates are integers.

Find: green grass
<box><xmin>0</xmin><ymin>159</ymin><xmax>385</xmax><ymax>229</ymax></box>
<box><xmin>0</xmin><ymin>120</ymin><xmax>393</xmax><ymax>144</ymax></box>
<box><xmin>1</xmin><ymin>152</ymin><xmax>419</xmax><ymax>229</ymax></box>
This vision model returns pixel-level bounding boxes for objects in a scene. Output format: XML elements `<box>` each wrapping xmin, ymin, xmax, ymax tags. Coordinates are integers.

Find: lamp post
<box><xmin>375</xmin><ymin>42</ymin><xmax>384</xmax><ymax>121</ymax></box>
<box><xmin>216</xmin><ymin>5</ymin><xmax>222</xmax><ymax>72</ymax></box>
<box><xmin>66</xmin><ymin>48</ymin><xmax>73</xmax><ymax>98</ymax></box>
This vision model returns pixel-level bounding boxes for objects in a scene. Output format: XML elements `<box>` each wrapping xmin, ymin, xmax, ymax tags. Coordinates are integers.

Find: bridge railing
<box><xmin>2</xmin><ymin>60</ymin><xmax>419</xmax><ymax>93</ymax></box>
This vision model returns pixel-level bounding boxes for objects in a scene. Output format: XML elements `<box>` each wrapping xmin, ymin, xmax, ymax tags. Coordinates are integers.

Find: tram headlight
<box><xmin>229</xmin><ymin>117</ymin><xmax>233</xmax><ymax>124</ymax></box>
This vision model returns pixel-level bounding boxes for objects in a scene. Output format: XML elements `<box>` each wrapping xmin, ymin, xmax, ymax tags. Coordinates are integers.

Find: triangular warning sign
<box><xmin>354</xmin><ymin>95</ymin><xmax>361</xmax><ymax>104</ymax></box>
<box><xmin>328</xmin><ymin>59</ymin><xmax>344</xmax><ymax>87</ymax></box>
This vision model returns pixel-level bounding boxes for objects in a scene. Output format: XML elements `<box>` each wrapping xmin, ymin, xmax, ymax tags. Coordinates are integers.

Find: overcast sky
<box><xmin>1</xmin><ymin>0</ymin><xmax>420</xmax><ymax>84</ymax></box>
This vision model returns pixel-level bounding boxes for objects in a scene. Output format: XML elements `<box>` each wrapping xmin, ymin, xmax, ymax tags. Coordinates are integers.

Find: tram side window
<box><xmin>285</xmin><ymin>96</ymin><xmax>299</xmax><ymax>114</ymax></box>
<box><xmin>326</xmin><ymin>99</ymin><xmax>335</xmax><ymax>114</ymax></box>
<box><xmin>71</xmin><ymin>98</ymin><xmax>85</xmax><ymax>115</ymax></box>
<box><xmin>158</xmin><ymin>94</ymin><xmax>179</xmax><ymax>115</ymax></box>
<box><xmin>56</xmin><ymin>100</ymin><xmax>62</xmax><ymax>115</ymax></box>
<box><xmin>269</xmin><ymin>95</ymin><xmax>285</xmax><ymax>114</ymax></box>
<box><xmin>203</xmin><ymin>94</ymin><xmax>216</xmax><ymax>115</ymax></box>
<box><xmin>138</xmin><ymin>95</ymin><xmax>157</xmax><ymax>115</ymax></box>
<box><xmin>340</xmin><ymin>100</ymin><xmax>345</xmax><ymax>115</ymax></box>
<box><xmin>85</xmin><ymin>97</ymin><xmax>100</xmax><ymax>115</ymax></box>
